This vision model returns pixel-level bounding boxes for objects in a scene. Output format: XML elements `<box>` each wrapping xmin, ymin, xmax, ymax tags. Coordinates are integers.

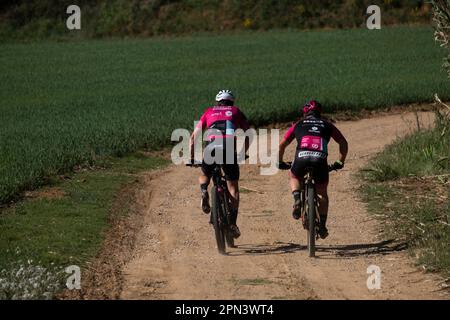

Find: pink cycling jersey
<box><xmin>196</xmin><ymin>106</ymin><xmax>250</xmax><ymax>140</ymax></box>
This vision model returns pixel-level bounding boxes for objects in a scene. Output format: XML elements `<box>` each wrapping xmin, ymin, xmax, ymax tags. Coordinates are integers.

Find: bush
<box><xmin>0</xmin><ymin>0</ymin><xmax>433</xmax><ymax>40</ymax></box>
<box><xmin>431</xmin><ymin>0</ymin><xmax>450</xmax><ymax>77</ymax></box>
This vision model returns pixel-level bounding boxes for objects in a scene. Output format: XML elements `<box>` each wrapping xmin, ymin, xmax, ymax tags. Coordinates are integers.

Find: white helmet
<box><xmin>215</xmin><ymin>89</ymin><xmax>235</xmax><ymax>102</ymax></box>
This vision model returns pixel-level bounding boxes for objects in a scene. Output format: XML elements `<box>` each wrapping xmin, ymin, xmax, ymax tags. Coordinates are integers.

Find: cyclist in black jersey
<box><xmin>278</xmin><ymin>100</ymin><xmax>348</xmax><ymax>239</ymax></box>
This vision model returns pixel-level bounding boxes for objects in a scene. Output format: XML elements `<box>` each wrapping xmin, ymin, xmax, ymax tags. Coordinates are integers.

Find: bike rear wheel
<box><xmin>222</xmin><ymin>193</ymin><xmax>235</xmax><ymax>248</ymax></box>
<box><xmin>211</xmin><ymin>186</ymin><xmax>226</xmax><ymax>254</ymax></box>
<box><xmin>306</xmin><ymin>184</ymin><xmax>316</xmax><ymax>257</ymax></box>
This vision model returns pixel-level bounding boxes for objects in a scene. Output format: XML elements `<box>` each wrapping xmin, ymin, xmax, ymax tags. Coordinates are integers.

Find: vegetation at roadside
<box><xmin>0</xmin><ymin>0</ymin><xmax>432</xmax><ymax>41</ymax></box>
<box><xmin>431</xmin><ymin>0</ymin><xmax>450</xmax><ymax>77</ymax></box>
<box><xmin>360</xmin><ymin>0</ymin><xmax>450</xmax><ymax>282</ymax></box>
<box><xmin>1</xmin><ymin>26</ymin><xmax>449</xmax><ymax>205</ymax></box>
<box><xmin>361</xmin><ymin>108</ymin><xmax>450</xmax><ymax>277</ymax></box>
<box><xmin>364</xmin><ymin>111</ymin><xmax>449</xmax><ymax>181</ymax></box>
<box><xmin>0</xmin><ymin>153</ymin><xmax>168</xmax><ymax>299</ymax></box>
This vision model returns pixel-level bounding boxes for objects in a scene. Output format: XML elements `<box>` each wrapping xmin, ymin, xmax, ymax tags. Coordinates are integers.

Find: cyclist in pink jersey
<box><xmin>189</xmin><ymin>90</ymin><xmax>250</xmax><ymax>239</ymax></box>
<box><xmin>278</xmin><ymin>100</ymin><xmax>348</xmax><ymax>239</ymax></box>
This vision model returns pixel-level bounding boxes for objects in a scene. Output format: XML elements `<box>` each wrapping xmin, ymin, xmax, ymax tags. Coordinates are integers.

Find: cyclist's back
<box><xmin>197</xmin><ymin>105</ymin><xmax>249</xmax><ymax>142</ymax></box>
<box><xmin>284</xmin><ymin>114</ymin><xmax>344</xmax><ymax>184</ymax></box>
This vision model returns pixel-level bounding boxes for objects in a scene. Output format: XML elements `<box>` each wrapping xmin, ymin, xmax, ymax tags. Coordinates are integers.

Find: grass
<box><xmin>234</xmin><ymin>278</ymin><xmax>275</xmax><ymax>286</ymax></box>
<box><xmin>0</xmin><ymin>26</ymin><xmax>449</xmax><ymax>205</ymax></box>
<box><xmin>364</xmin><ymin>112</ymin><xmax>450</xmax><ymax>181</ymax></box>
<box><xmin>0</xmin><ymin>153</ymin><xmax>168</xmax><ymax>299</ymax></box>
<box><xmin>239</xmin><ymin>187</ymin><xmax>254</xmax><ymax>194</ymax></box>
<box><xmin>361</xmin><ymin>109</ymin><xmax>450</xmax><ymax>277</ymax></box>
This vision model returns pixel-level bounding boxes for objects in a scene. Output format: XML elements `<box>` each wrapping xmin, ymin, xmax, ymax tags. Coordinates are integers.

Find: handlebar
<box><xmin>278</xmin><ymin>162</ymin><xmax>292</xmax><ymax>171</ymax></box>
<box><xmin>186</xmin><ymin>160</ymin><xmax>202</xmax><ymax>168</ymax></box>
<box><xmin>186</xmin><ymin>164</ymin><xmax>201</xmax><ymax>168</ymax></box>
<box><xmin>186</xmin><ymin>154</ymin><xmax>249</xmax><ymax>168</ymax></box>
<box><xmin>328</xmin><ymin>162</ymin><xmax>344</xmax><ymax>172</ymax></box>
<box><xmin>278</xmin><ymin>161</ymin><xmax>343</xmax><ymax>172</ymax></box>
<box><xmin>328</xmin><ymin>164</ymin><xmax>338</xmax><ymax>172</ymax></box>
<box><xmin>188</xmin><ymin>160</ymin><xmax>343</xmax><ymax>172</ymax></box>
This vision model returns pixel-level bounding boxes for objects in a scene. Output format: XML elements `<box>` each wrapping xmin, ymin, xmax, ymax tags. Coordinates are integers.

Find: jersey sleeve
<box><xmin>195</xmin><ymin>109</ymin><xmax>208</xmax><ymax>130</ymax></box>
<box><xmin>330</xmin><ymin>123</ymin><xmax>345</xmax><ymax>142</ymax></box>
<box><xmin>283</xmin><ymin>123</ymin><xmax>297</xmax><ymax>143</ymax></box>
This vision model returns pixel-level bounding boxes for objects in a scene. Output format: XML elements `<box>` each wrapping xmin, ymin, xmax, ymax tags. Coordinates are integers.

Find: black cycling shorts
<box><xmin>201</xmin><ymin>162</ymin><xmax>240</xmax><ymax>181</ymax></box>
<box><xmin>201</xmin><ymin>144</ymin><xmax>240</xmax><ymax>181</ymax></box>
<box><xmin>290</xmin><ymin>151</ymin><xmax>329</xmax><ymax>185</ymax></box>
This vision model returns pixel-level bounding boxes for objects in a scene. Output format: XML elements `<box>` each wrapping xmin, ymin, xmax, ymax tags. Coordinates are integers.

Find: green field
<box><xmin>1</xmin><ymin>26</ymin><xmax>449</xmax><ymax>204</ymax></box>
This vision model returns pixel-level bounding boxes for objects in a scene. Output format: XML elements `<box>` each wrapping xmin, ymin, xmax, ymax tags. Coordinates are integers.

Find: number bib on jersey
<box><xmin>297</xmin><ymin>150</ymin><xmax>327</xmax><ymax>159</ymax></box>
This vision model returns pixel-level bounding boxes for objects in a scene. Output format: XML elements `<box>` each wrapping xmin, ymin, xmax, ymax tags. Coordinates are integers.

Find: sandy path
<box><xmin>120</xmin><ymin>112</ymin><xmax>447</xmax><ymax>300</ymax></box>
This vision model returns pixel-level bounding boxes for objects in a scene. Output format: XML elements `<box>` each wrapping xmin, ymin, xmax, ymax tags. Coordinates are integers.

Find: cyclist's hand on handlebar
<box><xmin>277</xmin><ymin>161</ymin><xmax>291</xmax><ymax>170</ymax></box>
<box><xmin>186</xmin><ymin>159</ymin><xmax>202</xmax><ymax>167</ymax></box>
<box><xmin>329</xmin><ymin>160</ymin><xmax>344</xmax><ymax>171</ymax></box>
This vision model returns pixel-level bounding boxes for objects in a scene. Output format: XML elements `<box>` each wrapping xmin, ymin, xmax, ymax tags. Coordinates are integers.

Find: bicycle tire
<box><xmin>211</xmin><ymin>186</ymin><xmax>226</xmax><ymax>254</ymax></box>
<box><xmin>222</xmin><ymin>193</ymin><xmax>235</xmax><ymax>248</ymax></box>
<box><xmin>306</xmin><ymin>184</ymin><xmax>316</xmax><ymax>257</ymax></box>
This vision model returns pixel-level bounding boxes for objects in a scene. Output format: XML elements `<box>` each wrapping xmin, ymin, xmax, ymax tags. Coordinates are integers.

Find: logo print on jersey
<box><xmin>225</xmin><ymin>111</ymin><xmax>233</xmax><ymax>117</ymax></box>
<box><xmin>301</xmin><ymin>136</ymin><xmax>323</xmax><ymax>151</ymax></box>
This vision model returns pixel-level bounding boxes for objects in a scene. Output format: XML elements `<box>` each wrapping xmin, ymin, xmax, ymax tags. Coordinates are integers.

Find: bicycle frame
<box><xmin>211</xmin><ymin>165</ymin><xmax>231</xmax><ymax>214</ymax></box>
<box><xmin>210</xmin><ymin>164</ymin><xmax>235</xmax><ymax>253</ymax></box>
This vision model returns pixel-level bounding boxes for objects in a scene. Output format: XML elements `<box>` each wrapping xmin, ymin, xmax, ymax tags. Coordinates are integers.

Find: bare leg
<box><xmin>289</xmin><ymin>173</ymin><xmax>304</xmax><ymax>219</ymax></box>
<box><xmin>199</xmin><ymin>174</ymin><xmax>211</xmax><ymax>213</ymax></box>
<box><xmin>315</xmin><ymin>183</ymin><xmax>329</xmax><ymax>217</ymax></box>
<box><xmin>226</xmin><ymin>180</ymin><xmax>240</xmax><ymax>238</ymax></box>
<box><xmin>315</xmin><ymin>182</ymin><xmax>329</xmax><ymax>238</ymax></box>
<box><xmin>226</xmin><ymin>180</ymin><xmax>239</xmax><ymax>212</ymax></box>
<box><xmin>290</xmin><ymin>175</ymin><xmax>303</xmax><ymax>192</ymax></box>
<box><xmin>199</xmin><ymin>174</ymin><xmax>210</xmax><ymax>186</ymax></box>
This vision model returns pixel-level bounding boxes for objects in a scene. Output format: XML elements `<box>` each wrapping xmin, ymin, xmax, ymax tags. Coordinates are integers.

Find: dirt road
<box><xmin>120</xmin><ymin>111</ymin><xmax>447</xmax><ymax>300</ymax></box>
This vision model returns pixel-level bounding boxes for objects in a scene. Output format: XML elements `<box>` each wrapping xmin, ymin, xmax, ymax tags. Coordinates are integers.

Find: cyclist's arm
<box><xmin>331</xmin><ymin>124</ymin><xmax>348</xmax><ymax>163</ymax></box>
<box><xmin>279</xmin><ymin>124</ymin><xmax>296</xmax><ymax>163</ymax></box>
<box><xmin>190</xmin><ymin>112</ymin><xmax>207</xmax><ymax>159</ymax></box>
<box><xmin>238</xmin><ymin>110</ymin><xmax>251</xmax><ymax>154</ymax></box>
<box><xmin>189</xmin><ymin>127</ymin><xmax>202</xmax><ymax>159</ymax></box>
<box><xmin>278</xmin><ymin>138</ymin><xmax>291</xmax><ymax>163</ymax></box>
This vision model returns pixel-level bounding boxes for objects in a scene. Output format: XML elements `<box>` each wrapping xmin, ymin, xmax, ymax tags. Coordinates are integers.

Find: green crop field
<box><xmin>1</xmin><ymin>26</ymin><xmax>449</xmax><ymax>204</ymax></box>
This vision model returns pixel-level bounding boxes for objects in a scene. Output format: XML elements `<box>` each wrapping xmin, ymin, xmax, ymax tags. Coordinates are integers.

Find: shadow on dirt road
<box><xmin>228</xmin><ymin>239</ymin><xmax>406</xmax><ymax>259</ymax></box>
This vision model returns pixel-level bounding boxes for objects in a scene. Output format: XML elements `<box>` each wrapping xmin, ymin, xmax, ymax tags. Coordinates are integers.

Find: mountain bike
<box><xmin>187</xmin><ymin>162</ymin><xmax>235</xmax><ymax>255</ymax></box>
<box><xmin>280</xmin><ymin>161</ymin><xmax>341</xmax><ymax>257</ymax></box>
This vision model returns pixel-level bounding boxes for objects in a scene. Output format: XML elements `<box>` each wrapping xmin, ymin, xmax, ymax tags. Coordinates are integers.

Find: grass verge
<box><xmin>0</xmin><ymin>152</ymin><xmax>169</xmax><ymax>299</ymax></box>
<box><xmin>360</xmin><ymin>108</ymin><xmax>450</xmax><ymax>279</ymax></box>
